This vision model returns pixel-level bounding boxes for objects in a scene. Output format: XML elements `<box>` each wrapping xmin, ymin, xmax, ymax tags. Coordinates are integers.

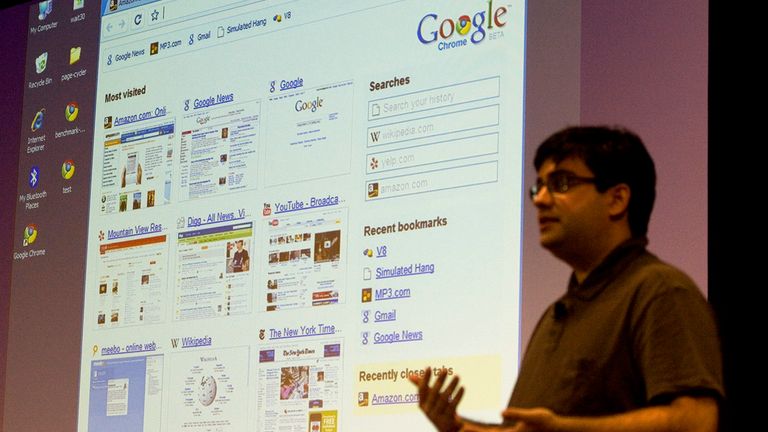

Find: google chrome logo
<box><xmin>62</xmin><ymin>160</ymin><xmax>75</xmax><ymax>179</ymax></box>
<box><xmin>456</xmin><ymin>15</ymin><xmax>472</xmax><ymax>35</ymax></box>
<box><xmin>23</xmin><ymin>224</ymin><xmax>38</xmax><ymax>246</ymax></box>
<box><xmin>65</xmin><ymin>102</ymin><xmax>79</xmax><ymax>122</ymax></box>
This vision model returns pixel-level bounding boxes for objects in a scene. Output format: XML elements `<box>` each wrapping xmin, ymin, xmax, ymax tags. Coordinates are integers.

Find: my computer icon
<box><xmin>38</xmin><ymin>1</ymin><xmax>52</xmax><ymax>20</ymax></box>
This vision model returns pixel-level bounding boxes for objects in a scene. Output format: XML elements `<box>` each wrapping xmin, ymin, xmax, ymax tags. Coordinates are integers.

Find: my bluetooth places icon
<box><xmin>29</xmin><ymin>166</ymin><xmax>40</xmax><ymax>188</ymax></box>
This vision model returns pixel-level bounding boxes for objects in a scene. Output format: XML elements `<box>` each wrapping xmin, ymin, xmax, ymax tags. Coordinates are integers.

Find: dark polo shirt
<box><xmin>507</xmin><ymin>238</ymin><xmax>724</xmax><ymax>417</ymax></box>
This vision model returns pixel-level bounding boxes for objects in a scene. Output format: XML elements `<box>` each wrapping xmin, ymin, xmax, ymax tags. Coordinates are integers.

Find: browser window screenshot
<box><xmin>11</xmin><ymin>1</ymin><xmax>527</xmax><ymax>431</ymax></box>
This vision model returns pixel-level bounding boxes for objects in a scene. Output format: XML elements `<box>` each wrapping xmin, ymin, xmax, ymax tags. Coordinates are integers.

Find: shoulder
<box><xmin>615</xmin><ymin>251</ymin><xmax>714</xmax><ymax>326</ymax></box>
<box><xmin>624</xmin><ymin>251</ymin><xmax>702</xmax><ymax>298</ymax></box>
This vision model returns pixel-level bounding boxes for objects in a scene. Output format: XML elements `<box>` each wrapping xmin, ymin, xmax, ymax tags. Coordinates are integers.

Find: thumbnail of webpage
<box><xmin>262</xmin><ymin>207</ymin><xmax>347</xmax><ymax>312</ymax></box>
<box><xmin>95</xmin><ymin>234</ymin><xmax>167</xmax><ymax>329</ymax></box>
<box><xmin>179</xmin><ymin>99</ymin><xmax>261</xmax><ymax>201</ymax></box>
<box><xmin>264</xmin><ymin>80</ymin><xmax>353</xmax><ymax>186</ymax></box>
<box><xmin>99</xmin><ymin>121</ymin><xmax>174</xmax><ymax>214</ymax></box>
<box><xmin>256</xmin><ymin>339</ymin><xmax>342</xmax><ymax>432</ymax></box>
<box><xmin>174</xmin><ymin>222</ymin><xmax>254</xmax><ymax>321</ymax></box>
<box><xmin>88</xmin><ymin>354</ymin><xmax>163</xmax><ymax>432</ymax></box>
<box><xmin>165</xmin><ymin>346</ymin><xmax>250</xmax><ymax>432</ymax></box>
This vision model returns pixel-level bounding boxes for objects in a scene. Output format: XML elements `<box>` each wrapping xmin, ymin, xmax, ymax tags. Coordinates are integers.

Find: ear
<box><xmin>606</xmin><ymin>183</ymin><xmax>630</xmax><ymax>220</ymax></box>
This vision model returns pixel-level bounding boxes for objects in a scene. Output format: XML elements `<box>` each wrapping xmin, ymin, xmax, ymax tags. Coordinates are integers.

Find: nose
<box><xmin>531</xmin><ymin>185</ymin><xmax>553</xmax><ymax>207</ymax></box>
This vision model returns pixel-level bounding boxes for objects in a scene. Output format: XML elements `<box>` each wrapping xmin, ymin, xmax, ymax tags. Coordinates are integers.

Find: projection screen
<box><xmin>7</xmin><ymin>1</ymin><xmax>529</xmax><ymax>431</ymax></box>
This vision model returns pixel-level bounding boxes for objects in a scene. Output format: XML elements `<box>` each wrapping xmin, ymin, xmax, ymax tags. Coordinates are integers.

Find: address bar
<box><xmin>161</xmin><ymin>0</ymin><xmax>264</xmax><ymax>24</ymax></box>
<box><xmin>102</xmin><ymin>0</ymin><xmax>266</xmax><ymax>39</ymax></box>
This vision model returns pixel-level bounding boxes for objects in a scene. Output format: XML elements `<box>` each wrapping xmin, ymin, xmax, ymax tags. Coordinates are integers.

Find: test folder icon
<box><xmin>70</xmin><ymin>46</ymin><xmax>81</xmax><ymax>65</ymax></box>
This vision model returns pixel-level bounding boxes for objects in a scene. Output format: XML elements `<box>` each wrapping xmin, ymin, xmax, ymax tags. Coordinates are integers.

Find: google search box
<box><xmin>368</xmin><ymin>76</ymin><xmax>500</xmax><ymax>121</ymax></box>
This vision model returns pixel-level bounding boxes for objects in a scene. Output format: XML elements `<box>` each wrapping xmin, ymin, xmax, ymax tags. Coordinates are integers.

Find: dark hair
<box><xmin>534</xmin><ymin>126</ymin><xmax>656</xmax><ymax>237</ymax></box>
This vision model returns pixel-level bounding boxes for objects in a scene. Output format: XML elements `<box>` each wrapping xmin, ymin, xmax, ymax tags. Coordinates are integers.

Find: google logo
<box><xmin>417</xmin><ymin>0</ymin><xmax>507</xmax><ymax>45</ymax></box>
<box><xmin>295</xmin><ymin>97</ymin><xmax>324</xmax><ymax>113</ymax></box>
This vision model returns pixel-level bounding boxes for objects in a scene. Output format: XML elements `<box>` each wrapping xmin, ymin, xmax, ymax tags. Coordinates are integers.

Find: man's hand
<box><xmin>501</xmin><ymin>407</ymin><xmax>558</xmax><ymax>431</ymax></box>
<box><xmin>409</xmin><ymin>367</ymin><xmax>465</xmax><ymax>432</ymax></box>
<box><xmin>500</xmin><ymin>396</ymin><xmax>718</xmax><ymax>432</ymax></box>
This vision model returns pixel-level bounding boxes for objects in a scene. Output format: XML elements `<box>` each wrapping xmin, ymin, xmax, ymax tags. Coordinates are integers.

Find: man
<box><xmin>411</xmin><ymin>126</ymin><xmax>723</xmax><ymax>431</ymax></box>
<box><xmin>232</xmin><ymin>240</ymin><xmax>249</xmax><ymax>272</ymax></box>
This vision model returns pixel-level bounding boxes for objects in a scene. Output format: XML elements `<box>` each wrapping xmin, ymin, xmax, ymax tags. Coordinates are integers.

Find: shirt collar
<box><xmin>566</xmin><ymin>237</ymin><xmax>649</xmax><ymax>300</ymax></box>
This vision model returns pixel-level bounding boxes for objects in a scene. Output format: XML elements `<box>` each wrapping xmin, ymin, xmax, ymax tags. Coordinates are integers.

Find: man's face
<box><xmin>236</xmin><ymin>242</ymin><xmax>243</xmax><ymax>251</ymax></box>
<box><xmin>532</xmin><ymin>157</ymin><xmax>611</xmax><ymax>258</ymax></box>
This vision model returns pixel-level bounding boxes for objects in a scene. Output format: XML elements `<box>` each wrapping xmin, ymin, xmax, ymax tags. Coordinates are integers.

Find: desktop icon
<box><xmin>70</xmin><ymin>46</ymin><xmax>81</xmax><ymax>65</ymax></box>
<box><xmin>38</xmin><ymin>1</ymin><xmax>52</xmax><ymax>20</ymax></box>
<box><xmin>31</xmin><ymin>108</ymin><xmax>45</xmax><ymax>131</ymax></box>
<box><xmin>74</xmin><ymin>0</ymin><xmax>84</xmax><ymax>11</ymax></box>
<box><xmin>62</xmin><ymin>160</ymin><xmax>75</xmax><ymax>179</ymax></box>
<box><xmin>29</xmin><ymin>166</ymin><xmax>40</xmax><ymax>188</ymax></box>
<box><xmin>35</xmin><ymin>52</ymin><xmax>48</xmax><ymax>74</ymax></box>
<box><xmin>23</xmin><ymin>224</ymin><xmax>38</xmax><ymax>246</ymax></box>
<box><xmin>65</xmin><ymin>102</ymin><xmax>79</xmax><ymax>121</ymax></box>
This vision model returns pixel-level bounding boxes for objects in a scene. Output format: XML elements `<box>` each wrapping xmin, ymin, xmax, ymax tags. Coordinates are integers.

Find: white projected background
<box><xmin>79</xmin><ymin>1</ymin><xmax>526</xmax><ymax>431</ymax></box>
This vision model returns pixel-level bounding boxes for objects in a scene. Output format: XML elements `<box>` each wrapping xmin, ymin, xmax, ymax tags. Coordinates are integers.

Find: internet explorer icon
<box><xmin>31</xmin><ymin>108</ymin><xmax>45</xmax><ymax>131</ymax></box>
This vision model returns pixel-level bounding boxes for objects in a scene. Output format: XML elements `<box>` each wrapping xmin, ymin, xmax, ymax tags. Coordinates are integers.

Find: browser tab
<box><xmin>101</xmin><ymin>0</ymin><xmax>161</xmax><ymax>17</ymax></box>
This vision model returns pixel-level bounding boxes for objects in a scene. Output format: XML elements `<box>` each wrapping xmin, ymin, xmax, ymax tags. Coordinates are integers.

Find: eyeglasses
<box><xmin>529</xmin><ymin>171</ymin><xmax>597</xmax><ymax>200</ymax></box>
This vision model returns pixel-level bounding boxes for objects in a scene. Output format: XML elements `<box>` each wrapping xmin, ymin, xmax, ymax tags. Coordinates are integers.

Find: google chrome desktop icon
<box><xmin>62</xmin><ymin>160</ymin><xmax>75</xmax><ymax>180</ymax></box>
<box><xmin>65</xmin><ymin>102</ymin><xmax>79</xmax><ymax>122</ymax></box>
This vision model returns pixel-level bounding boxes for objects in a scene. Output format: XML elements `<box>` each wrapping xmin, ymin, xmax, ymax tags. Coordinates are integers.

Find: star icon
<box><xmin>151</xmin><ymin>9</ymin><xmax>160</xmax><ymax>21</ymax></box>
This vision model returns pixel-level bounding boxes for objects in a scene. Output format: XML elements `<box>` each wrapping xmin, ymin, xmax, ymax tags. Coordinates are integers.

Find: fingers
<box><xmin>410</xmin><ymin>367</ymin><xmax>468</xmax><ymax>432</ymax></box>
<box><xmin>501</xmin><ymin>406</ymin><xmax>556</xmax><ymax>430</ymax></box>
<box><xmin>423</xmin><ymin>367</ymin><xmax>448</xmax><ymax>410</ymax></box>
<box><xmin>433</xmin><ymin>374</ymin><xmax>460</xmax><ymax>413</ymax></box>
<box><xmin>450</xmin><ymin>385</ymin><xmax>465</xmax><ymax>410</ymax></box>
<box><xmin>410</xmin><ymin>366</ymin><xmax>431</xmax><ymax>402</ymax></box>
